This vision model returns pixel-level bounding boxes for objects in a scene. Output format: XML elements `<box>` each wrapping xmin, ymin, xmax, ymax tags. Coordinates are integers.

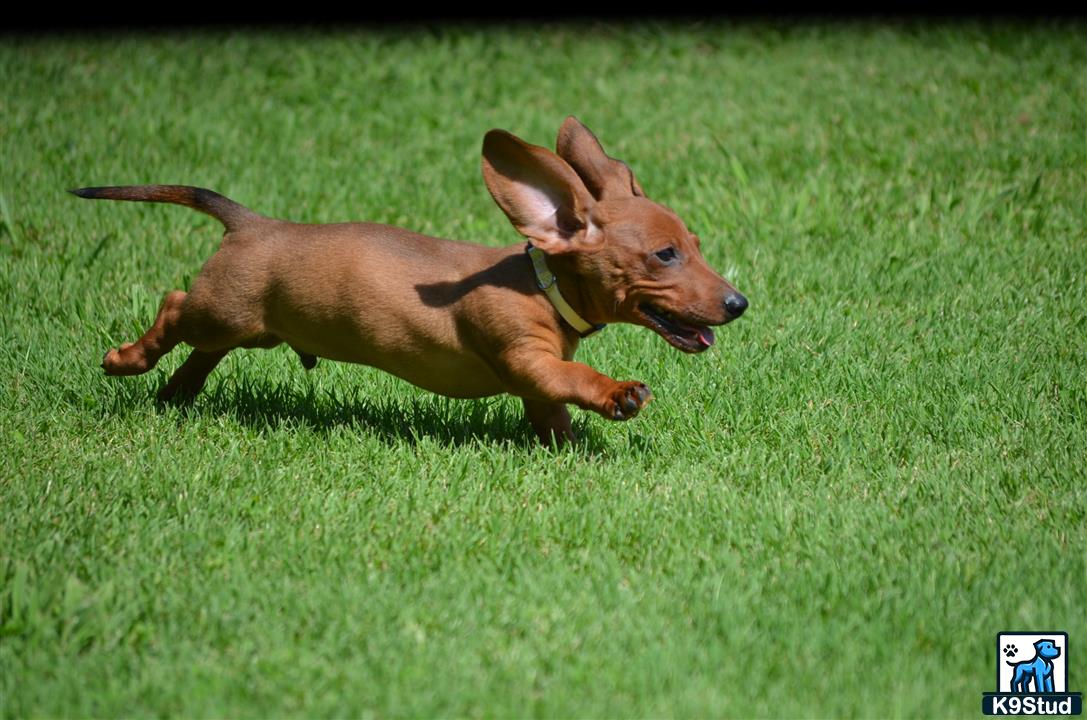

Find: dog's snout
<box><xmin>724</xmin><ymin>292</ymin><xmax>748</xmax><ymax>318</ymax></box>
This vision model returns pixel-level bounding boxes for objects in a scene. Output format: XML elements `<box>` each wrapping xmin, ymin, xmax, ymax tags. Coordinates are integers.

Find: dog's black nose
<box><xmin>724</xmin><ymin>292</ymin><xmax>748</xmax><ymax>318</ymax></box>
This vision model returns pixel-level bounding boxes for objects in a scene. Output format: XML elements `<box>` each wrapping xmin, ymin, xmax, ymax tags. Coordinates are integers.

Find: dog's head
<box><xmin>1035</xmin><ymin>640</ymin><xmax>1061</xmax><ymax>660</ymax></box>
<box><xmin>482</xmin><ymin>116</ymin><xmax>746</xmax><ymax>353</ymax></box>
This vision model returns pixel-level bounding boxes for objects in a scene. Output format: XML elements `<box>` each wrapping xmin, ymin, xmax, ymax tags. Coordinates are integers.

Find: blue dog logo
<box><xmin>1007</xmin><ymin>639</ymin><xmax>1061</xmax><ymax>693</ymax></box>
<box><xmin>983</xmin><ymin>631</ymin><xmax>1082</xmax><ymax>715</ymax></box>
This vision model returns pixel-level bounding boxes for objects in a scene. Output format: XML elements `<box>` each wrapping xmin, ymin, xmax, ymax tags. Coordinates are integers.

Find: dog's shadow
<box><xmin>101</xmin><ymin>376</ymin><xmax>606</xmax><ymax>452</ymax></box>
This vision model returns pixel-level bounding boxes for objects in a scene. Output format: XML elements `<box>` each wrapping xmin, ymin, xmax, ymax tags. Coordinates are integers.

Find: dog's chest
<box><xmin>366</xmin><ymin>348</ymin><xmax>506</xmax><ymax>399</ymax></box>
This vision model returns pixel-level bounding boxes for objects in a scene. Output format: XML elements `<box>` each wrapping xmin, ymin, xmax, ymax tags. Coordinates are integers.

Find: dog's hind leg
<box><xmin>102</xmin><ymin>290</ymin><xmax>189</xmax><ymax>376</ymax></box>
<box><xmin>157</xmin><ymin>348</ymin><xmax>231</xmax><ymax>403</ymax></box>
<box><xmin>1008</xmin><ymin>669</ymin><xmax>1026</xmax><ymax>696</ymax></box>
<box><xmin>156</xmin><ymin>331</ymin><xmax>282</xmax><ymax>403</ymax></box>
<box><xmin>104</xmin><ymin>284</ymin><xmax>267</xmax><ymax>387</ymax></box>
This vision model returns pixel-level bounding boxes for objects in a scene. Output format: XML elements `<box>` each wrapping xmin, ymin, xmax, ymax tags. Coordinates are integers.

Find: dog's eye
<box><xmin>654</xmin><ymin>247</ymin><xmax>678</xmax><ymax>263</ymax></box>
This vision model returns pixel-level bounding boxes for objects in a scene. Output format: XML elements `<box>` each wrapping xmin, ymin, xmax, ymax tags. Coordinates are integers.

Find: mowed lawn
<box><xmin>2</xmin><ymin>23</ymin><xmax>1085</xmax><ymax>718</ymax></box>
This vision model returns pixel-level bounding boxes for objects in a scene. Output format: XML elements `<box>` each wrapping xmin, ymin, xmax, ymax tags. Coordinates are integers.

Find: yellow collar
<box><xmin>525</xmin><ymin>244</ymin><xmax>606</xmax><ymax>338</ymax></box>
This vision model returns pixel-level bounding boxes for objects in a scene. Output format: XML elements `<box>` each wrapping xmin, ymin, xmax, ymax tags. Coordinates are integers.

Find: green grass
<box><xmin>2</xmin><ymin>22</ymin><xmax>1086</xmax><ymax>718</ymax></box>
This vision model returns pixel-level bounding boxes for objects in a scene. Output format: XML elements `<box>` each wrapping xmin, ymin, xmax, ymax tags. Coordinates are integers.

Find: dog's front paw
<box><xmin>604</xmin><ymin>381</ymin><xmax>653</xmax><ymax>421</ymax></box>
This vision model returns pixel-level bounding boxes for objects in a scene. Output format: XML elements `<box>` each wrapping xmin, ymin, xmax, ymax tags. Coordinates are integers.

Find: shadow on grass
<box><xmin>96</xmin><ymin>373</ymin><xmax>606</xmax><ymax>452</ymax></box>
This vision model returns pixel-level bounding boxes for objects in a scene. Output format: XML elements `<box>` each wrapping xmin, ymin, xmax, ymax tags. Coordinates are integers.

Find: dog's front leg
<box><xmin>501</xmin><ymin>350</ymin><xmax>653</xmax><ymax>443</ymax></box>
<box><xmin>522</xmin><ymin>399</ymin><xmax>575</xmax><ymax>446</ymax></box>
<box><xmin>1035</xmin><ymin>668</ymin><xmax>1049</xmax><ymax>693</ymax></box>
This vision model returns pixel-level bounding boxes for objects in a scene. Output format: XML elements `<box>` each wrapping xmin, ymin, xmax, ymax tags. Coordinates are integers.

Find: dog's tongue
<box><xmin>698</xmin><ymin>327</ymin><xmax>715</xmax><ymax>348</ymax></box>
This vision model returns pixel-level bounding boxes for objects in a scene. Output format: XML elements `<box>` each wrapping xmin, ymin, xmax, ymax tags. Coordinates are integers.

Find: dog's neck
<box><xmin>525</xmin><ymin>243</ymin><xmax>606</xmax><ymax>338</ymax></box>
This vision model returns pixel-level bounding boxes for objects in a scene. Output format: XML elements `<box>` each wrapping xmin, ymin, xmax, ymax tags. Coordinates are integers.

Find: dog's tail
<box><xmin>69</xmin><ymin>185</ymin><xmax>260</xmax><ymax>232</ymax></box>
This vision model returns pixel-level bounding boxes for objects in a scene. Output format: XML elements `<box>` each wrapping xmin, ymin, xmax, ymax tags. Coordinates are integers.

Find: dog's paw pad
<box><xmin>1003</xmin><ymin>644</ymin><xmax>1018</xmax><ymax>658</ymax></box>
<box><xmin>608</xmin><ymin>382</ymin><xmax>653</xmax><ymax>421</ymax></box>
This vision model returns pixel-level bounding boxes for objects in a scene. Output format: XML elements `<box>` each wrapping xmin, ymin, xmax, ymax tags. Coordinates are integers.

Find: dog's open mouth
<box><xmin>638</xmin><ymin>303</ymin><xmax>715</xmax><ymax>353</ymax></box>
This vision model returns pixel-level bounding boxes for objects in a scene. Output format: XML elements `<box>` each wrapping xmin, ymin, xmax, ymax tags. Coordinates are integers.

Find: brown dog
<box><xmin>72</xmin><ymin>117</ymin><xmax>747</xmax><ymax>444</ymax></box>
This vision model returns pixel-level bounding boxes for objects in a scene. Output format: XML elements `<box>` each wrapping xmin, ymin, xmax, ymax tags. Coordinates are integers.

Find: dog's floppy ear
<box><xmin>482</xmin><ymin>128</ymin><xmax>601</xmax><ymax>254</ymax></box>
<box><xmin>556</xmin><ymin>116</ymin><xmax>646</xmax><ymax>201</ymax></box>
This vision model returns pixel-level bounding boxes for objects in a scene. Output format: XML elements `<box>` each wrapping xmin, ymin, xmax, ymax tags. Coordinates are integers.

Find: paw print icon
<box><xmin>1002</xmin><ymin>643</ymin><xmax>1017</xmax><ymax>658</ymax></box>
